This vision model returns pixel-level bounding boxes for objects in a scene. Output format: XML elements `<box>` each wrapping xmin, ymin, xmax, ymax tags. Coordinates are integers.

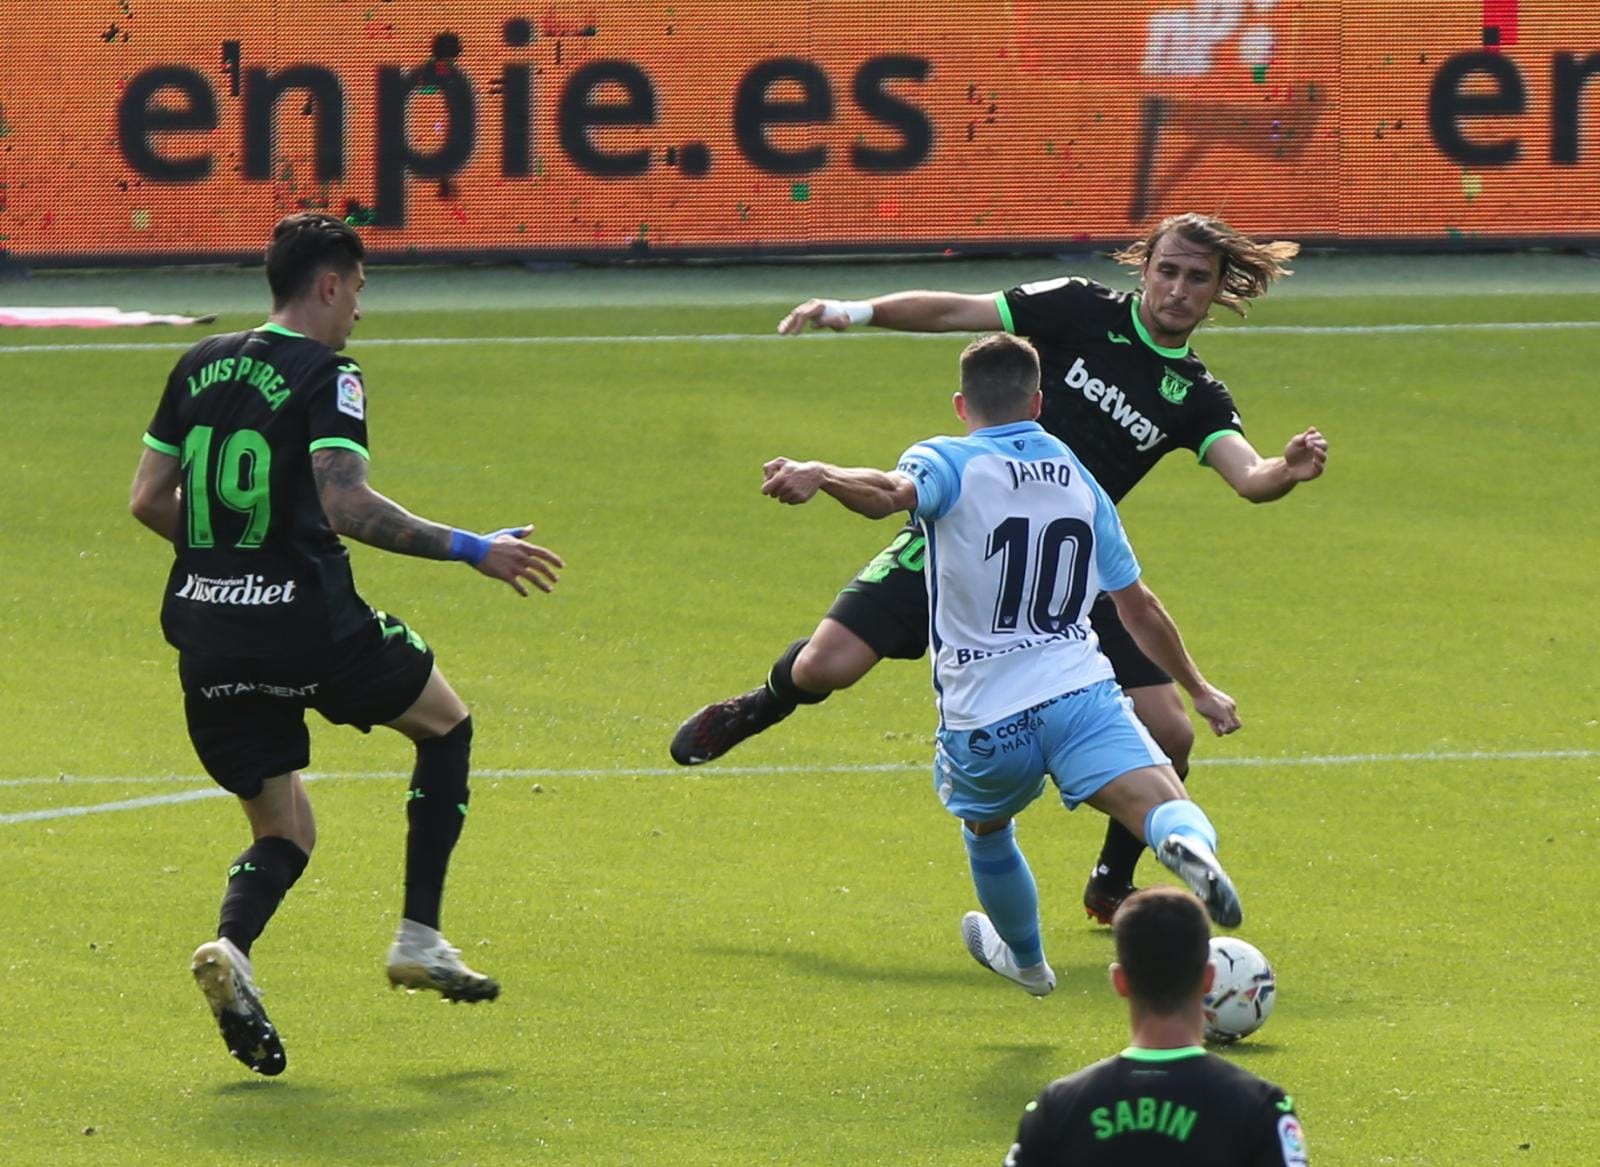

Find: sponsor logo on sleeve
<box><xmin>896</xmin><ymin>458</ymin><xmax>932</xmax><ymax>484</ymax></box>
<box><xmin>336</xmin><ymin>371</ymin><xmax>365</xmax><ymax>419</ymax></box>
<box><xmin>1277</xmin><ymin>1113</ymin><xmax>1308</xmax><ymax>1166</ymax></box>
<box><xmin>1018</xmin><ymin>275</ymin><xmax>1083</xmax><ymax>296</ymax></box>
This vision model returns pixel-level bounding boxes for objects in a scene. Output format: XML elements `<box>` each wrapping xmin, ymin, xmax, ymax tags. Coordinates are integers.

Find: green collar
<box><xmin>1129</xmin><ymin>296</ymin><xmax>1191</xmax><ymax>359</ymax></box>
<box><xmin>1119</xmin><ymin>1046</ymin><xmax>1207</xmax><ymax>1063</ymax></box>
<box><xmin>257</xmin><ymin>321</ymin><xmax>306</xmax><ymax>338</ymax></box>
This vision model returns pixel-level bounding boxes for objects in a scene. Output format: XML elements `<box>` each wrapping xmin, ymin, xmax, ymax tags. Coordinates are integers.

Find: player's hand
<box><xmin>1283</xmin><ymin>427</ymin><xmax>1328</xmax><ymax>482</ymax></box>
<box><xmin>1191</xmin><ymin>685</ymin><xmax>1241</xmax><ymax>737</ymax></box>
<box><xmin>761</xmin><ymin>457</ymin><xmax>826</xmax><ymax>504</ymax></box>
<box><xmin>777</xmin><ymin>299</ymin><xmax>851</xmax><ymax>335</ymax></box>
<box><xmin>474</xmin><ymin>525</ymin><xmax>565</xmax><ymax>596</ymax></box>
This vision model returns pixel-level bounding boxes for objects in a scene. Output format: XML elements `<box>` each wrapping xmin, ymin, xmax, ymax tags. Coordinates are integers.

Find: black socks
<box><xmin>766</xmin><ymin>638</ymin><xmax>830</xmax><ymax>708</ymax></box>
<box><xmin>218</xmin><ymin>835</ymin><xmax>310</xmax><ymax>956</ymax></box>
<box><xmin>403</xmin><ymin>716</ymin><xmax>473</xmax><ymax>930</ymax></box>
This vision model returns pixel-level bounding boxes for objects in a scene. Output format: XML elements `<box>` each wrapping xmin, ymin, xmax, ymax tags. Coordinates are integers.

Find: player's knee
<box><xmin>413</xmin><ymin>715</ymin><xmax>473</xmax><ymax>798</ymax></box>
<box><xmin>1155</xmin><ymin>716</ymin><xmax>1194</xmax><ymax>776</ymax></box>
<box><xmin>793</xmin><ymin>640</ymin><xmax>872</xmax><ymax>693</ymax></box>
<box><xmin>1131</xmin><ymin>694</ymin><xmax>1194</xmax><ymax>774</ymax></box>
<box><xmin>421</xmin><ymin>713</ymin><xmax>472</xmax><ymax>759</ymax></box>
<box><xmin>296</xmin><ymin>794</ymin><xmax>318</xmax><ymax>854</ymax></box>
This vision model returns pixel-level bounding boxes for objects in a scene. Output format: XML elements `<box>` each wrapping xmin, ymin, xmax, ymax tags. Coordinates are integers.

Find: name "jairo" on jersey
<box><xmin>1063</xmin><ymin>357</ymin><xmax>1166</xmax><ymax>452</ymax></box>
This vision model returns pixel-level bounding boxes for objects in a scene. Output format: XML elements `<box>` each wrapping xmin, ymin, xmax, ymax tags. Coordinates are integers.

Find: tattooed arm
<box><xmin>312</xmin><ymin>448</ymin><xmax>566</xmax><ymax>593</ymax></box>
<box><xmin>311</xmin><ymin>448</ymin><xmax>453</xmax><ymax>558</ymax></box>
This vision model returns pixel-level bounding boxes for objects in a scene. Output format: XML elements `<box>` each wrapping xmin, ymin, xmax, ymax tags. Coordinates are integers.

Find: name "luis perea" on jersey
<box><xmin>1063</xmin><ymin>357</ymin><xmax>1166</xmax><ymax>452</ymax></box>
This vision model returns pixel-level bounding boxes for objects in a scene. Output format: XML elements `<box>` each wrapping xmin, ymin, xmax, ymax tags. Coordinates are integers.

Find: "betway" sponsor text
<box><xmin>1063</xmin><ymin>358</ymin><xmax>1166</xmax><ymax>452</ymax></box>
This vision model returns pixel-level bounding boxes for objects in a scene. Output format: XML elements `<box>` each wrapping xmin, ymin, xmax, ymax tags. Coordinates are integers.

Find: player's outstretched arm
<box><xmin>129</xmin><ymin>446</ymin><xmax>183</xmax><ymax>543</ymax></box>
<box><xmin>761</xmin><ymin>456</ymin><xmax>917</xmax><ymax>519</ymax></box>
<box><xmin>776</xmin><ymin>291</ymin><xmax>1003</xmax><ymax>335</ymax></box>
<box><xmin>1205</xmin><ymin>428</ymin><xmax>1328</xmax><ymax>503</ymax></box>
<box><xmin>1107</xmin><ymin>580</ymin><xmax>1240</xmax><ymax>736</ymax></box>
<box><xmin>312</xmin><ymin>448</ymin><xmax>563</xmax><ymax>595</ymax></box>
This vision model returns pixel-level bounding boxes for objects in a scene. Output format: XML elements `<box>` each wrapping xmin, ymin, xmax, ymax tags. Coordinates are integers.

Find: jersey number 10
<box><xmin>984</xmin><ymin>516</ymin><xmax>1093</xmax><ymax>636</ymax></box>
<box><xmin>182</xmin><ymin>425</ymin><xmax>273</xmax><ymax>549</ymax></box>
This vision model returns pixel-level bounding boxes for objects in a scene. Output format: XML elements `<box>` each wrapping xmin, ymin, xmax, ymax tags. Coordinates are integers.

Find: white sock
<box><xmin>397</xmin><ymin>918</ymin><xmax>442</xmax><ymax>947</ymax></box>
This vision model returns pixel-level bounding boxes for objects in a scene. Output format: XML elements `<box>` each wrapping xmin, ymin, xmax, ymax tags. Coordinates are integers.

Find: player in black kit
<box><xmin>671</xmin><ymin>214</ymin><xmax>1327</xmax><ymax>924</ymax></box>
<box><xmin>1002</xmin><ymin>886</ymin><xmax>1307</xmax><ymax>1166</ymax></box>
<box><xmin>129</xmin><ymin>213</ymin><xmax>563</xmax><ymax>1075</ymax></box>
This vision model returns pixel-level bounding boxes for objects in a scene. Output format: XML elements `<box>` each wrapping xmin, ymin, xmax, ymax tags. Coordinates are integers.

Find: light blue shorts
<box><xmin>932</xmin><ymin>679</ymin><xmax>1170</xmax><ymax>822</ymax></box>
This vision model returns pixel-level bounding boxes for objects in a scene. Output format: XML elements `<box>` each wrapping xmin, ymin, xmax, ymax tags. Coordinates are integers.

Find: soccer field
<box><xmin>3</xmin><ymin>255</ymin><xmax>1598</xmax><ymax>1165</ymax></box>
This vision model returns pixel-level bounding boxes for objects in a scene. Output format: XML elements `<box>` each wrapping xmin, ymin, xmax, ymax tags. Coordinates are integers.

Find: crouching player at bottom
<box><xmin>1003</xmin><ymin>887</ymin><xmax>1308</xmax><ymax>1166</ymax></box>
<box><xmin>129</xmin><ymin>212</ymin><xmax>565</xmax><ymax>1075</ymax></box>
<box><xmin>760</xmin><ymin>334</ymin><xmax>1243</xmax><ymax>992</ymax></box>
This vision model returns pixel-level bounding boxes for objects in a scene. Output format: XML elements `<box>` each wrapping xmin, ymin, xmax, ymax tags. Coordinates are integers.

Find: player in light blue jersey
<box><xmin>761</xmin><ymin>334</ymin><xmax>1244</xmax><ymax>994</ymax></box>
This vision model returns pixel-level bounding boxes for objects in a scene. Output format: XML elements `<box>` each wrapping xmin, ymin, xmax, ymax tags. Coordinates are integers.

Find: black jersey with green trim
<box><xmin>1004</xmin><ymin>1048</ymin><xmax>1307</xmax><ymax>1167</ymax></box>
<box><xmin>999</xmin><ymin>277</ymin><xmax>1243</xmax><ymax>502</ymax></box>
<box><xmin>143</xmin><ymin>324</ymin><xmax>373</xmax><ymax>657</ymax></box>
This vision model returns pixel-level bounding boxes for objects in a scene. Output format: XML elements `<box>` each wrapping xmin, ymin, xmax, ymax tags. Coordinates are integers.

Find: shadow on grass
<box><xmin>1207</xmin><ymin>1038</ymin><xmax>1283</xmax><ymax>1059</ymax></box>
<box><xmin>199</xmin><ymin>1064</ymin><xmax>517</xmax><ymax>1163</ymax></box>
<box><xmin>962</xmin><ymin>1040</ymin><xmax>1062</xmax><ymax>1120</ymax></box>
<box><xmin>699</xmin><ymin>943</ymin><xmax>974</xmax><ymax>988</ymax></box>
<box><xmin>397</xmin><ymin>1066</ymin><xmax>514</xmax><ymax>1094</ymax></box>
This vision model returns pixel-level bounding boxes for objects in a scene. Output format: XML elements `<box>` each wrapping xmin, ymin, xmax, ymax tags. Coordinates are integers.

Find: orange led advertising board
<box><xmin>2</xmin><ymin>2</ymin><xmax>1597</xmax><ymax>262</ymax></box>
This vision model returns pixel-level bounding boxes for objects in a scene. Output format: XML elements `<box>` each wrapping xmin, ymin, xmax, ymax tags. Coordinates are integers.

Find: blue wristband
<box><xmin>447</xmin><ymin>528</ymin><xmax>492</xmax><ymax>566</ymax></box>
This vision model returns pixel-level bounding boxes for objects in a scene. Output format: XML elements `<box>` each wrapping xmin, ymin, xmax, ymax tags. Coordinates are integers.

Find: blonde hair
<box><xmin>1112</xmin><ymin>213</ymin><xmax>1299</xmax><ymax>317</ymax></box>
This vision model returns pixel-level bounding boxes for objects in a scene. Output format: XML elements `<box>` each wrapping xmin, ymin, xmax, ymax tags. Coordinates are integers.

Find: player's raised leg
<box><xmin>670</xmin><ymin>525</ymin><xmax>930</xmax><ymax>766</ymax></box>
<box><xmin>1043</xmin><ymin>677</ymin><xmax>1237</xmax><ymax>928</ymax></box>
<box><xmin>383</xmin><ymin>666</ymin><xmax>500</xmax><ymax>1002</ymax></box>
<box><xmin>668</xmin><ymin>626</ymin><xmax>854</xmax><ymax>764</ymax></box>
<box><xmin>1084</xmin><ymin>680</ymin><xmax>1195</xmax><ymax>923</ymax></box>
<box><xmin>1087</xmin><ymin>766</ymin><xmax>1241</xmax><ymax>929</ymax></box>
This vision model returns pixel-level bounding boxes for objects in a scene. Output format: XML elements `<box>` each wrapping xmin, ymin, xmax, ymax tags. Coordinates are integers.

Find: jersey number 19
<box><xmin>182</xmin><ymin>425</ymin><xmax>273</xmax><ymax>549</ymax></box>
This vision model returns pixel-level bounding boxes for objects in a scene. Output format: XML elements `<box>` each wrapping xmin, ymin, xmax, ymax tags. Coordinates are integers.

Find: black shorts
<box><xmin>825</xmin><ymin>525</ymin><xmax>1173</xmax><ymax>690</ymax></box>
<box><xmin>825</xmin><ymin>523</ymin><xmax>931</xmax><ymax>660</ymax></box>
<box><xmin>178</xmin><ymin>610</ymin><xmax>435</xmax><ymax>798</ymax></box>
<box><xmin>1088</xmin><ymin>594</ymin><xmax>1173</xmax><ymax>690</ymax></box>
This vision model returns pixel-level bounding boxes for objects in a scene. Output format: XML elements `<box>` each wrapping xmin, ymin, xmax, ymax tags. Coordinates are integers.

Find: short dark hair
<box><xmin>1112</xmin><ymin>212</ymin><xmax>1298</xmax><ymax>317</ymax></box>
<box><xmin>264</xmin><ymin>213</ymin><xmax>365</xmax><ymax>308</ymax></box>
<box><xmin>959</xmin><ymin>334</ymin><xmax>1040</xmax><ymax>422</ymax></box>
<box><xmin>1113</xmin><ymin>886</ymin><xmax>1211</xmax><ymax>1014</ymax></box>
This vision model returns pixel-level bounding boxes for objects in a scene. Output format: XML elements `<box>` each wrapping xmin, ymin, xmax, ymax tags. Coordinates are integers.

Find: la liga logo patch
<box><xmin>1277</xmin><ymin>1113</ymin><xmax>1308</xmax><ymax>1166</ymax></box>
<box><xmin>336</xmin><ymin>371</ymin><xmax>365</xmax><ymax>420</ymax></box>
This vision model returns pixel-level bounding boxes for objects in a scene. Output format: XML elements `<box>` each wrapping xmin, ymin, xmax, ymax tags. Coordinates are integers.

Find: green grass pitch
<box><xmin>2</xmin><ymin>256</ymin><xmax>1597</xmax><ymax>1165</ymax></box>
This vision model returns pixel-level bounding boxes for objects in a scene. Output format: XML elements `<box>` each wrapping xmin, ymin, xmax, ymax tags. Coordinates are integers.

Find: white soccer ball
<box><xmin>1203</xmin><ymin>936</ymin><xmax>1276</xmax><ymax>1043</ymax></box>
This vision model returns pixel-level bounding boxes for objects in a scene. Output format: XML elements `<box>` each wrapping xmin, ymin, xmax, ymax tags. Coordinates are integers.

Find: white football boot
<box><xmin>1155</xmin><ymin>834</ymin><xmax>1244</xmax><ymax>928</ymax></box>
<box><xmin>385</xmin><ymin>921</ymin><xmax>501</xmax><ymax>1002</ymax></box>
<box><xmin>960</xmin><ymin>911</ymin><xmax>1057</xmax><ymax>996</ymax></box>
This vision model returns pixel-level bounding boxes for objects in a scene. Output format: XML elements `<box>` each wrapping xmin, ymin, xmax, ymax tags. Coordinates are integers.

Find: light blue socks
<box><xmin>963</xmin><ymin>822</ymin><xmax>1044</xmax><ymax>967</ymax></box>
<box><xmin>1144</xmin><ymin>799</ymin><xmax>1219</xmax><ymax>853</ymax></box>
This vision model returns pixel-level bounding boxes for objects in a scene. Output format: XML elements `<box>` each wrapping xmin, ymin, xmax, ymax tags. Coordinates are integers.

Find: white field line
<box><xmin>2</xmin><ymin>320</ymin><xmax>1598</xmax><ymax>356</ymax></box>
<box><xmin>3</xmin><ymin>748</ymin><xmax>1595</xmax><ymax>826</ymax></box>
